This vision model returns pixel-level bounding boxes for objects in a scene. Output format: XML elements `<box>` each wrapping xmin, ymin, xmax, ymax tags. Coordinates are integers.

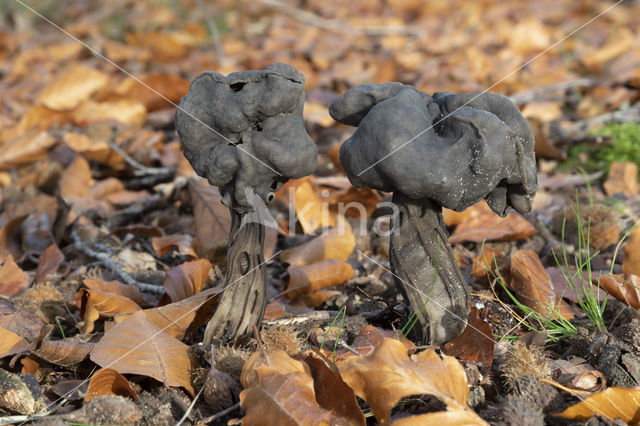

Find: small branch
<box><xmin>559</xmin><ymin>102</ymin><xmax>640</xmax><ymax>141</ymax></box>
<box><xmin>194</xmin><ymin>0</ymin><xmax>225</xmax><ymax>62</ymax></box>
<box><xmin>201</xmin><ymin>402</ymin><xmax>241</xmax><ymax>424</ymax></box>
<box><xmin>175</xmin><ymin>386</ymin><xmax>205</xmax><ymax>426</ymax></box>
<box><xmin>338</xmin><ymin>340</ymin><xmax>364</xmax><ymax>356</ymax></box>
<box><xmin>509</xmin><ymin>78</ymin><xmax>602</xmax><ymax>105</ymax></box>
<box><xmin>71</xmin><ymin>227</ymin><xmax>164</xmax><ymax>294</ymax></box>
<box><xmin>107</xmin><ymin>139</ymin><xmax>174</xmax><ymax>177</ymax></box>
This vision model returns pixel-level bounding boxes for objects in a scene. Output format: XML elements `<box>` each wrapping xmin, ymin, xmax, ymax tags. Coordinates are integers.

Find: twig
<box><xmin>559</xmin><ymin>102</ymin><xmax>640</xmax><ymax>141</ymax></box>
<box><xmin>194</xmin><ymin>0</ymin><xmax>225</xmax><ymax>62</ymax></box>
<box><xmin>338</xmin><ymin>340</ymin><xmax>364</xmax><ymax>356</ymax></box>
<box><xmin>71</xmin><ymin>227</ymin><xmax>164</xmax><ymax>294</ymax></box>
<box><xmin>175</xmin><ymin>386</ymin><xmax>205</xmax><ymax>426</ymax></box>
<box><xmin>107</xmin><ymin>139</ymin><xmax>174</xmax><ymax>178</ymax></box>
<box><xmin>253</xmin><ymin>324</ymin><xmax>270</xmax><ymax>366</ymax></box>
<box><xmin>509</xmin><ymin>78</ymin><xmax>602</xmax><ymax>105</ymax></box>
<box><xmin>201</xmin><ymin>402</ymin><xmax>241</xmax><ymax>424</ymax></box>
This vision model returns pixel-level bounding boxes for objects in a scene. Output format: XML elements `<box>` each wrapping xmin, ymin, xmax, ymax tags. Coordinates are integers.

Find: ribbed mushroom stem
<box><xmin>203</xmin><ymin>209</ymin><xmax>266</xmax><ymax>344</ymax></box>
<box><xmin>389</xmin><ymin>192</ymin><xmax>470</xmax><ymax>345</ymax></box>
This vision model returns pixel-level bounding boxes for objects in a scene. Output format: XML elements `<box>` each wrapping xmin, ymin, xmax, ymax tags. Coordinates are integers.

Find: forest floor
<box><xmin>1</xmin><ymin>0</ymin><xmax>640</xmax><ymax>424</ymax></box>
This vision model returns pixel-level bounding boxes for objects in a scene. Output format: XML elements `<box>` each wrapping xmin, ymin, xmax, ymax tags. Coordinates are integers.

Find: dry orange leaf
<box><xmin>75</xmin><ymin>288</ymin><xmax>142</xmax><ymax>334</ymax></box>
<box><xmin>238</xmin><ymin>349</ymin><xmax>349</xmax><ymax>425</ymax></box>
<box><xmin>188</xmin><ymin>178</ymin><xmax>231</xmax><ymax>259</ymax></box>
<box><xmin>509</xmin><ymin>250</ymin><xmax>577</xmax><ymax>320</ymax></box>
<box><xmin>582</xmin><ymin>27</ymin><xmax>634</xmax><ymax>70</ymax></box>
<box><xmin>443</xmin><ymin>200</ymin><xmax>492</xmax><ymax>227</ymax></box>
<box><xmin>59</xmin><ymin>155</ymin><xmax>93</xmax><ymax>199</ymax></box>
<box><xmin>0</xmin><ymin>311</ymin><xmax>44</xmax><ymax>343</ymax></box>
<box><xmin>599</xmin><ymin>273</ymin><xmax>640</xmax><ymax>309</ymax></box>
<box><xmin>33</xmin><ymin>336</ymin><xmax>95</xmax><ymax>367</ymax></box>
<box><xmin>555</xmin><ymin>387</ymin><xmax>640</xmax><ymax>423</ymax></box>
<box><xmin>0</xmin><ymin>327</ymin><xmax>29</xmax><ymax>359</ymax></box>
<box><xmin>338</xmin><ymin>338</ymin><xmax>487</xmax><ymax>425</ymax></box>
<box><xmin>280</xmin><ymin>221</ymin><xmax>355</xmax><ymax>267</ymax></box>
<box><xmin>83</xmin><ymin>279</ymin><xmax>153</xmax><ymax>308</ymax></box>
<box><xmin>604</xmin><ymin>161</ymin><xmax>638</xmax><ymax>196</ymax></box>
<box><xmin>90</xmin><ymin>310</ymin><xmax>197</xmax><ymax>396</ymax></box>
<box><xmin>38</xmin><ymin>64</ymin><xmax>109</xmax><ymax>110</ymax></box>
<box><xmin>33</xmin><ymin>243</ymin><xmax>64</xmax><ymax>285</ymax></box>
<box><xmin>449</xmin><ymin>212</ymin><xmax>538</xmax><ymax>244</ymax></box>
<box><xmin>263</xmin><ymin>300</ymin><xmax>286</xmax><ymax>320</ymax></box>
<box><xmin>113</xmin><ymin>73</ymin><xmax>189</xmax><ymax>112</ymax></box>
<box><xmin>286</xmin><ymin>259</ymin><xmax>354</xmax><ymax>299</ymax></box>
<box><xmin>443</xmin><ymin>307</ymin><xmax>494</xmax><ymax>369</ymax></box>
<box><xmin>85</xmin><ymin>368</ymin><xmax>138</xmax><ymax>403</ymax></box>
<box><xmin>300</xmin><ymin>289</ymin><xmax>342</xmax><ymax>308</ymax></box>
<box><xmin>334</xmin><ymin>325</ymin><xmax>415</xmax><ymax>361</ymax></box>
<box><xmin>0</xmin><ymin>130</ymin><xmax>56</xmax><ymax>170</ymax></box>
<box><xmin>0</xmin><ymin>255</ymin><xmax>29</xmax><ymax>298</ymax></box>
<box><xmin>63</xmin><ymin>132</ymin><xmax>125</xmax><ymax>169</ymax></box>
<box><xmin>159</xmin><ymin>259</ymin><xmax>211</xmax><ymax>305</ymax></box>
<box><xmin>72</xmin><ymin>99</ymin><xmax>147</xmax><ymax>127</ymax></box>
<box><xmin>294</xmin><ymin>180</ymin><xmax>337</xmax><ymax>234</ymax></box>
<box><xmin>152</xmin><ymin>234</ymin><xmax>197</xmax><ymax>258</ymax></box>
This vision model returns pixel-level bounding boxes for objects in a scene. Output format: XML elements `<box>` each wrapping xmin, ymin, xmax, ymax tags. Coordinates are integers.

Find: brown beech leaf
<box><xmin>188</xmin><ymin>178</ymin><xmax>231</xmax><ymax>259</ymax></box>
<box><xmin>263</xmin><ymin>301</ymin><xmax>286</xmax><ymax>320</ymax></box>
<box><xmin>599</xmin><ymin>273</ymin><xmax>640</xmax><ymax>309</ymax></box>
<box><xmin>508</xmin><ymin>250</ymin><xmax>578</xmax><ymax>320</ymax></box>
<box><xmin>0</xmin><ymin>255</ymin><xmax>29</xmax><ymax>297</ymax></box>
<box><xmin>83</xmin><ymin>278</ymin><xmax>154</xmax><ymax>308</ymax></box>
<box><xmin>604</xmin><ymin>161</ymin><xmax>638</xmax><ymax>196</ymax></box>
<box><xmin>238</xmin><ymin>349</ymin><xmax>350</xmax><ymax>425</ymax></box>
<box><xmin>449</xmin><ymin>213</ymin><xmax>538</xmax><ymax>244</ymax></box>
<box><xmin>332</xmin><ymin>325</ymin><xmax>416</xmax><ymax>361</ymax></box>
<box><xmin>151</xmin><ymin>234</ymin><xmax>197</xmax><ymax>258</ymax></box>
<box><xmin>85</xmin><ymin>368</ymin><xmax>138</xmax><ymax>403</ymax></box>
<box><xmin>443</xmin><ymin>200</ymin><xmax>492</xmax><ymax>227</ymax></box>
<box><xmin>294</xmin><ymin>180</ymin><xmax>337</xmax><ymax>233</ymax></box>
<box><xmin>114</xmin><ymin>73</ymin><xmax>189</xmax><ymax>112</ymax></box>
<box><xmin>60</xmin><ymin>155</ymin><xmax>93</xmax><ymax>199</ymax></box>
<box><xmin>300</xmin><ymin>289</ymin><xmax>342</xmax><ymax>308</ymax></box>
<box><xmin>443</xmin><ymin>307</ymin><xmax>495</xmax><ymax>369</ymax></box>
<box><xmin>110</xmin><ymin>224</ymin><xmax>164</xmax><ymax>238</ymax></box>
<box><xmin>38</xmin><ymin>64</ymin><xmax>109</xmax><ymax>110</ymax></box>
<box><xmin>137</xmin><ymin>286</ymin><xmax>221</xmax><ymax>339</ymax></box>
<box><xmin>623</xmin><ymin>226</ymin><xmax>640</xmax><ymax>276</ymax></box>
<box><xmin>75</xmin><ymin>288</ymin><xmax>142</xmax><ymax>334</ymax></box>
<box><xmin>280</xmin><ymin>222</ymin><xmax>356</xmax><ymax>267</ymax></box>
<box><xmin>71</xmin><ymin>99</ymin><xmax>147</xmax><ymax>127</ymax></box>
<box><xmin>33</xmin><ymin>243</ymin><xmax>64</xmax><ymax>284</ymax></box>
<box><xmin>0</xmin><ymin>311</ymin><xmax>44</xmax><ymax>343</ymax></box>
<box><xmin>303</xmin><ymin>350</ymin><xmax>366</xmax><ymax>426</ymax></box>
<box><xmin>0</xmin><ymin>130</ymin><xmax>56</xmax><ymax>170</ymax></box>
<box><xmin>286</xmin><ymin>259</ymin><xmax>354</xmax><ymax>299</ymax></box>
<box><xmin>555</xmin><ymin>387</ymin><xmax>640</xmax><ymax>423</ymax></box>
<box><xmin>0</xmin><ymin>327</ymin><xmax>29</xmax><ymax>359</ymax></box>
<box><xmin>159</xmin><ymin>259</ymin><xmax>211</xmax><ymax>305</ymax></box>
<box><xmin>90</xmin><ymin>310</ymin><xmax>197</xmax><ymax>396</ymax></box>
<box><xmin>338</xmin><ymin>338</ymin><xmax>486</xmax><ymax>425</ymax></box>
<box><xmin>32</xmin><ymin>335</ymin><xmax>95</xmax><ymax>367</ymax></box>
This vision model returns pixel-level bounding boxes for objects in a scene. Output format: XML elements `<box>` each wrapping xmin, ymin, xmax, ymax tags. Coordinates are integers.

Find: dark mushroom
<box><xmin>330</xmin><ymin>83</ymin><xmax>536</xmax><ymax>345</ymax></box>
<box><xmin>175</xmin><ymin>63</ymin><xmax>317</xmax><ymax>343</ymax></box>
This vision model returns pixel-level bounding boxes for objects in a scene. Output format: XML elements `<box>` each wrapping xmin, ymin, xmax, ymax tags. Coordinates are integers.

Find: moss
<box><xmin>563</xmin><ymin>122</ymin><xmax>640</xmax><ymax>172</ymax></box>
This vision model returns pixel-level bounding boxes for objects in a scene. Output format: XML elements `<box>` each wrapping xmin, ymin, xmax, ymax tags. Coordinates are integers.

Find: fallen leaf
<box><xmin>623</xmin><ymin>226</ymin><xmax>640</xmax><ymax>276</ymax></box>
<box><xmin>546</xmin><ymin>267</ymin><xmax>607</xmax><ymax>303</ymax></box>
<box><xmin>63</xmin><ymin>132</ymin><xmax>125</xmax><ymax>169</ymax></box>
<box><xmin>294</xmin><ymin>180</ymin><xmax>336</xmax><ymax>233</ymax></box>
<box><xmin>0</xmin><ymin>255</ymin><xmax>29</xmax><ymax>298</ymax></box>
<box><xmin>75</xmin><ymin>288</ymin><xmax>142</xmax><ymax>334</ymax></box>
<box><xmin>330</xmin><ymin>186</ymin><xmax>382</xmax><ymax>219</ymax></box>
<box><xmin>238</xmin><ymin>349</ymin><xmax>349</xmax><ymax>425</ymax></box>
<box><xmin>582</xmin><ymin>27</ymin><xmax>634</xmax><ymax>70</ymax></box>
<box><xmin>159</xmin><ymin>259</ymin><xmax>211</xmax><ymax>305</ymax></box>
<box><xmin>33</xmin><ymin>243</ymin><xmax>64</xmax><ymax>284</ymax></box>
<box><xmin>555</xmin><ymin>387</ymin><xmax>640</xmax><ymax>423</ymax></box>
<box><xmin>604</xmin><ymin>161</ymin><xmax>638</xmax><ymax>196</ymax></box>
<box><xmin>286</xmin><ymin>259</ymin><xmax>354</xmax><ymax>299</ymax></box>
<box><xmin>152</xmin><ymin>234</ymin><xmax>197</xmax><ymax>258</ymax></box>
<box><xmin>0</xmin><ymin>327</ymin><xmax>29</xmax><ymax>359</ymax></box>
<box><xmin>32</xmin><ymin>336</ymin><xmax>95</xmax><ymax>366</ymax></box>
<box><xmin>60</xmin><ymin>155</ymin><xmax>93</xmax><ymax>199</ymax></box>
<box><xmin>300</xmin><ymin>289</ymin><xmax>342</xmax><ymax>308</ymax></box>
<box><xmin>38</xmin><ymin>64</ymin><xmax>109</xmax><ymax>110</ymax></box>
<box><xmin>443</xmin><ymin>307</ymin><xmax>495</xmax><ymax>369</ymax></box>
<box><xmin>280</xmin><ymin>221</ymin><xmax>356</xmax><ymax>267</ymax></box>
<box><xmin>263</xmin><ymin>301</ymin><xmax>286</xmax><ymax>320</ymax></box>
<box><xmin>85</xmin><ymin>368</ymin><xmax>138</xmax><ymax>403</ymax></box>
<box><xmin>338</xmin><ymin>338</ymin><xmax>486</xmax><ymax>425</ymax></box>
<box><xmin>188</xmin><ymin>178</ymin><xmax>230</xmax><ymax>259</ymax></box>
<box><xmin>335</xmin><ymin>325</ymin><xmax>415</xmax><ymax>360</ymax></box>
<box><xmin>0</xmin><ymin>130</ymin><xmax>56</xmax><ymax>170</ymax></box>
<box><xmin>303</xmin><ymin>350</ymin><xmax>366</xmax><ymax>426</ymax></box>
<box><xmin>72</xmin><ymin>99</ymin><xmax>147</xmax><ymax>127</ymax></box>
<box><xmin>112</xmin><ymin>73</ymin><xmax>190</xmax><ymax>112</ymax></box>
<box><xmin>470</xmin><ymin>246</ymin><xmax>508</xmax><ymax>285</ymax></box>
<box><xmin>0</xmin><ymin>311</ymin><xmax>44</xmax><ymax>343</ymax></box>
<box><xmin>599</xmin><ymin>273</ymin><xmax>640</xmax><ymax>309</ymax></box>
<box><xmin>443</xmin><ymin>200</ymin><xmax>492</xmax><ymax>227</ymax></box>
<box><xmin>83</xmin><ymin>279</ymin><xmax>154</xmax><ymax>308</ymax></box>
<box><xmin>449</xmin><ymin>213</ymin><xmax>538</xmax><ymax>244</ymax></box>
<box><xmin>90</xmin><ymin>310</ymin><xmax>197</xmax><ymax>396</ymax></box>
<box><xmin>509</xmin><ymin>250</ymin><xmax>578</xmax><ymax>320</ymax></box>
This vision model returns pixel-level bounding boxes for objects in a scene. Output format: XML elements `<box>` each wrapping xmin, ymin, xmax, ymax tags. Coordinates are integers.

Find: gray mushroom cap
<box><xmin>175</xmin><ymin>63</ymin><xmax>318</xmax><ymax>210</ymax></box>
<box><xmin>330</xmin><ymin>84</ymin><xmax>537</xmax><ymax>216</ymax></box>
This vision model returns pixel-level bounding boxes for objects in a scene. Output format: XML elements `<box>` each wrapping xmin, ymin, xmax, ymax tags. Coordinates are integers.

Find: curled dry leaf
<box><xmin>300</xmin><ymin>289</ymin><xmax>342</xmax><ymax>308</ymax></box>
<box><xmin>83</xmin><ymin>279</ymin><xmax>154</xmax><ymax>307</ymax></box>
<box><xmin>0</xmin><ymin>130</ymin><xmax>56</xmax><ymax>170</ymax></box>
<box><xmin>604</xmin><ymin>161</ymin><xmax>638</xmax><ymax>196</ymax></box>
<box><xmin>443</xmin><ymin>307</ymin><xmax>495</xmax><ymax>369</ymax></box>
<box><xmin>470</xmin><ymin>246</ymin><xmax>508</xmax><ymax>285</ymax></box>
<box><xmin>508</xmin><ymin>250</ymin><xmax>578</xmax><ymax>320</ymax></box>
<box><xmin>238</xmin><ymin>349</ymin><xmax>350</xmax><ymax>425</ymax></box>
<box><xmin>303</xmin><ymin>350</ymin><xmax>366</xmax><ymax>426</ymax></box>
<box><xmin>263</xmin><ymin>301</ymin><xmax>286</xmax><ymax>320</ymax></box>
<box><xmin>32</xmin><ymin>335</ymin><xmax>95</xmax><ymax>367</ymax></box>
<box><xmin>75</xmin><ymin>287</ymin><xmax>142</xmax><ymax>334</ymax></box>
<box><xmin>90</xmin><ymin>310</ymin><xmax>197</xmax><ymax>396</ymax></box>
<box><xmin>449</xmin><ymin>213</ymin><xmax>538</xmax><ymax>244</ymax></box>
<box><xmin>623</xmin><ymin>226</ymin><xmax>640</xmax><ymax>277</ymax></box>
<box><xmin>85</xmin><ymin>368</ymin><xmax>138</xmax><ymax>403</ymax></box>
<box><xmin>599</xmin><ymin>273</ymin><xmax>640</xmax><ymax>309</ymax></box>
<box><xmin>71</xmin><ymin>99</ymin><xmax>147</xmax><ymax>127</ymax></box>
<box><xmin>294</xmin><ymin>180</ymin><xmax>336</xmax><ymax>234</ymax></box>
<box><xmin>38</xmin><ymin>64</ymin><xmax>109</xmax><ymax>110</ymax></box>
<box><xmin>0</xmin><ymin>255</ymin><xmax>29</xmax><ymax>298</ymax></box>
<box><xmin>33</xmin><ymin>243</ymin><xmax>64</xmax><ymax>285</ymax></box>
<box><xmin>443</xmin><ymin>200</ymin><xmax>492</xmax><ymax>227</ymax></box>
<box><xmin>338</xmin><ymin>338</ymin><xmax>486</xmax><ymax>425</ymax></box>
<box><xmin>188</xmin><ymin>178</ymin><xmax>231</xmax><ymax>259</ymax></box>
<box><xmin>555</xmin><ymin>387</ymin><xmax>640</xmax><ymax>423</ymax></box>
<box><xmin>63</xmin><ymin>132</ymin><xmax>125</xmax><ymax>169</ymax></box>
<box><xmin>286</xmin><ymin>259</ymin><xmax>354</xmax><ymax>299</ymax></box>
<box><xmin>158</xmin><ymin>258</ymin><xmax>211</xmax><ymax>305</ymax></box>
<box><xmin>0</xmin><ymin>311</ymin><xmax>44</xmax><ymax>343</ymax></box>
<box><xmin>280</xmin><ymin>221</ymin><xmax>356</xmax><ymax>267</ymax></box>
<box><xmin>60</xmin><ymin>155</ymin><xmax>93</xmax><ymax>199</ymax></box>
<box><xmin>152</xmin><ymin>234</ymin><xmax>197</xmax><ymax>258</ymax></box>
<box><xmin>334</xmin><ymin>325</ymin><xmax>415</xmax><ymax>361</ymax></box>
<box><xmin>0</xmin><ymin>327</ymin><xmax>29</xmax><ymax>359</ymax></box>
